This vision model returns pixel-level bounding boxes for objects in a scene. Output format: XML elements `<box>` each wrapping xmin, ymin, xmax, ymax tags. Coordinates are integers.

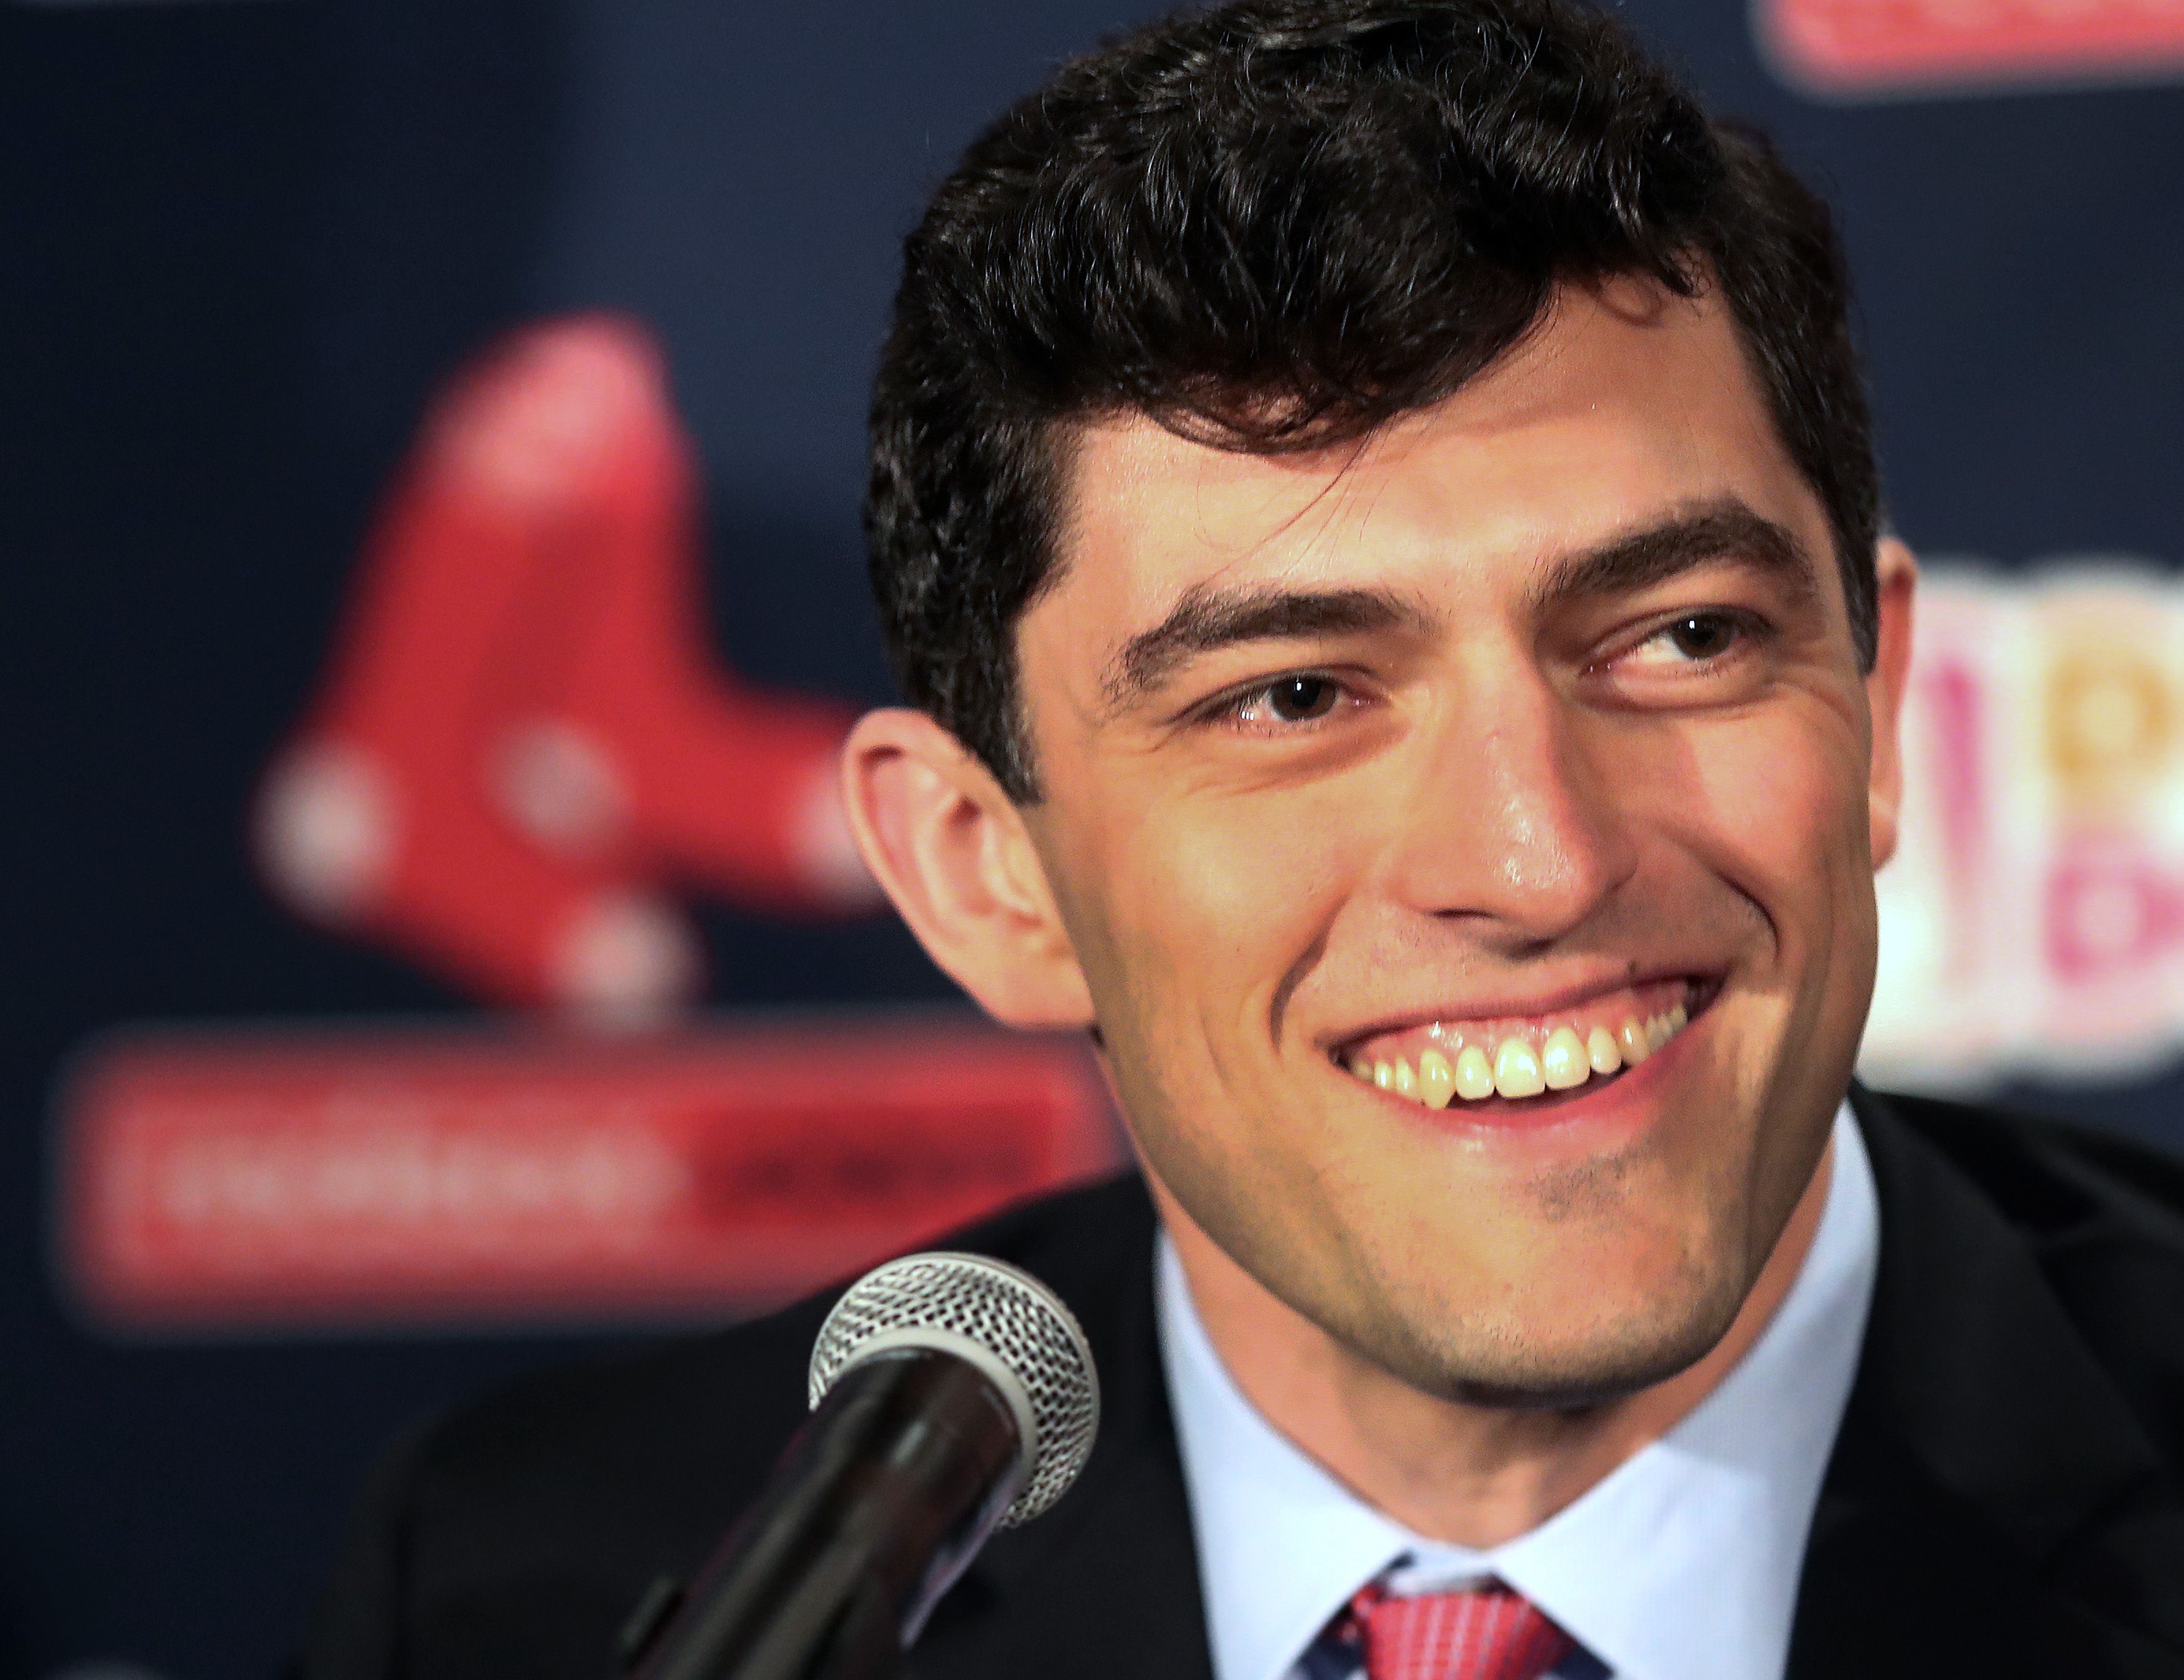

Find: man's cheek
<box><xmin>1646</xmin><ymin>716</ymin><xmax>1871</xmax><ymax>936</ymax></box>
<box><xmin>1118</xmin><ymin>784</ymin><xmax>1371</xmax><ymax>952</ymax></box>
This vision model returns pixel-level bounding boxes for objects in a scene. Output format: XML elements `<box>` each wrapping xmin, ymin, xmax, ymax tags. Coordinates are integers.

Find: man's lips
<box><xmin>1331</xmin><ymin>975</ymin><xmax>1722</xmax><ymax>1108</ymax></box>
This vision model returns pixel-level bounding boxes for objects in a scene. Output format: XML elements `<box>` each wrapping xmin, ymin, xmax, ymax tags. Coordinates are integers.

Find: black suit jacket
<box><xmin>300</xmin><ymin>1090</ymin><xmax>2184</xmax><ymax>1679</ymax></box>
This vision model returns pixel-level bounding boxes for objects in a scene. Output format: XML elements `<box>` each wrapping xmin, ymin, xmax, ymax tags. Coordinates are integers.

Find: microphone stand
<box><xmin>622</xmin><ymin>1350</ymin><xmax>1026</xmax><ymax>1680</ymax></box>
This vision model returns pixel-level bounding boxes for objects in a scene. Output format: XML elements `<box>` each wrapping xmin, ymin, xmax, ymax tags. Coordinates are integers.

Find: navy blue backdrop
<box><xmin>6</xmin><ymin>3</ymin><xmax>2182</xmax><ymax>1677</ymax></box>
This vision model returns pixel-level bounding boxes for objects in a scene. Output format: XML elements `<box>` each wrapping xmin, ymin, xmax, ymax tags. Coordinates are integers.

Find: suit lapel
<box><xmin>908</xmin><ymin>1184</ymin><xmax>1215</xmax><ymax>1680</ymax></box>
<box><xmin>1788</xmin><ymin>1091</ymin><xmax>2184</xmax><ymax>1679</ymax></box>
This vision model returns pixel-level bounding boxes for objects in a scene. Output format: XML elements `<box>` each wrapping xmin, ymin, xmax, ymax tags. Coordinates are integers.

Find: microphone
<box><xmin>622</xmin><ymin>1252</ymin><xmax>1101</xmax><ymax>1680</ymax></box>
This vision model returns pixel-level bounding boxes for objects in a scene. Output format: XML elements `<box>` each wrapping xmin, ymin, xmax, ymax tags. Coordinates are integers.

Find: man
<box><xmin>302</xmin><ymin>2</ymin><xmax>2184</xmax><ymax>1676</ymax></box>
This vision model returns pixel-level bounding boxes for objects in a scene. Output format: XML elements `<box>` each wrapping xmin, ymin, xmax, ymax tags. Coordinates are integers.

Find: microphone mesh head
<box><xmin>808</xmin><ymin>1251</ymin><xmax>1099</xmax><ymax>1525</ymax></box>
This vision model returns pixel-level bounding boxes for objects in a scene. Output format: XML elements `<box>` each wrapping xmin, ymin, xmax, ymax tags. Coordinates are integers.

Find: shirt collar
<box><xmin>1158</xmin><ymin>1100</ymin><xmax>1879</xmax><ymax>1680</ymax></box>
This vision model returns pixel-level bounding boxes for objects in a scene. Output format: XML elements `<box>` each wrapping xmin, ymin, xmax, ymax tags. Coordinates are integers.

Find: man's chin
<box><xmin>1349</xmin><ymin>1280</ymin><xmax>1747</xmax><ymax>1413</ymax></box>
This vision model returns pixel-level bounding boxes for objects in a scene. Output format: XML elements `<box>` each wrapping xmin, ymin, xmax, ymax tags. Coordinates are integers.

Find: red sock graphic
<box><xmin>256</xmin><ymin>315</ymin><xmax>876</xmax><ymax>1021</ymax></box>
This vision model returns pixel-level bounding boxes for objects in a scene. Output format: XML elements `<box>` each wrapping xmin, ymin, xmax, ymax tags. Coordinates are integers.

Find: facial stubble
<box><xmin>1140</xmin><ymin>1082</ymin><xmax>1773</xmax><ymax>1415</ymax></box>
<box><xmin>1332</xmin><ymin>1137</ymin><xmax>1762</xmax><ymax>1410</ymax></box>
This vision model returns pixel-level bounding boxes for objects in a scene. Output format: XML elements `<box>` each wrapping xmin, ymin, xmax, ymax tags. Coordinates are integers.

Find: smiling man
<box><xmin>303</xmin><ymin>3</ymin><xmax>2184</xmax><ymax>1678</ymax></box>
<box><xmin>856</xmin><ymin>276</ymin><xmax>1903</xmax><ymax>1504</ymax></box>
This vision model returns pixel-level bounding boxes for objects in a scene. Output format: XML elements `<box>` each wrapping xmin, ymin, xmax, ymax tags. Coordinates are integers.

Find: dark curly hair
<box><xmin>866</xmin><ymin>0</ymin><xmax>1881</xmax><ymax>800</ymax></box>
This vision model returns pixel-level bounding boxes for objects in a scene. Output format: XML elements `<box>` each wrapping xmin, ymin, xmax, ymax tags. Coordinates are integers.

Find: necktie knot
<box><xmin>1334</xmin><ymin>1580</ymin><xmax>1574</xmax><ymax>1680</ymax></box>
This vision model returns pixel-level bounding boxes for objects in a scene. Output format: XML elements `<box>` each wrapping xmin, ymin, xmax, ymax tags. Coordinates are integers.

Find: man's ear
<box><xmin>1865</xmin><ymin>537</ymin><xmax>1919</xmax><ymax>870</ymax></box>
<box><xmin>838</xmin><ymin>708</ymin><xmax>1096</xmax><ymax>1029</ymax></box>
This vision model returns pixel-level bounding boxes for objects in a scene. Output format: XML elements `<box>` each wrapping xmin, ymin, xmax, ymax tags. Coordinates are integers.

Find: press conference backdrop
<box><xmin>7</xmin><ymin>2</ymin><xmax>2184</xmax><ymax>1676</ymax></box>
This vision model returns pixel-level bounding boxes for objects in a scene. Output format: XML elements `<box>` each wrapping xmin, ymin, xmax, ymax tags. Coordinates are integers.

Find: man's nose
<box><xmin>1385</xmin><ymin>669</ymin><xmax>1638</xmax><ymax>946</ymax></box>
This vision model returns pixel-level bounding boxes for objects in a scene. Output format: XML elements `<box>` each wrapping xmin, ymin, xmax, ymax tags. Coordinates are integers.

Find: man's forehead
<box><xmin>1047</xmin><ymin>283</ymin><xmax>1798</xmax><ymax>636</ymax></box>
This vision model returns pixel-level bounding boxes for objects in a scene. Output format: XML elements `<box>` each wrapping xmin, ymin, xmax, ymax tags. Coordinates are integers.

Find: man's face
<box><xmin>1007</xmin><ymin>281</ymin><xmax>1901</xmax><ymax>1404</ymax></box>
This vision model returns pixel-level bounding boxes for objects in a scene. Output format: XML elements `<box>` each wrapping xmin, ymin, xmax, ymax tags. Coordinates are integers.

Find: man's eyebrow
<box><xmin>1527</xmin><ymin>498</ymin><xmax>1820</xmax><ymax>613</ymax></box>
<box><xmin>1100</xmin><ymin>582</ymin><xmax>1430</xmax><ymax>708</ymax></box>
<box><xmin>1098</xmin><ymin>500</ymin><xmax>1812</xmax><ymax>708</ymax></box>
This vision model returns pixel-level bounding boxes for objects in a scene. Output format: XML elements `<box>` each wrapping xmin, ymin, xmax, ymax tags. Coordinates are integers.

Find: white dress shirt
<box><xmin>1157</xmin><ymin>1101</ymin><xmax>1879</xmax><ymax>1680</ymax></box>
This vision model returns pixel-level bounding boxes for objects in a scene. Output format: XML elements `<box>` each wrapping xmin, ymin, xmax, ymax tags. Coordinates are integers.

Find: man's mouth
<box><xmin>1332</xmin><ymin>976</ymin><xmax>1718</xmax><ymax>1110</ymax></box>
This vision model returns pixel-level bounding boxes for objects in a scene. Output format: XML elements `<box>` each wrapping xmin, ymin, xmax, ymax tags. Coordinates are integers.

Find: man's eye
<box><xmin>1632</xmin><ymin>612</ymin><xmax>1745</xmax><ymax>665</ymax></box>
<box><xmin>1233</xmin><ymin>674</ymin><xmax>1342</xmax><ymax>726</ymax></box>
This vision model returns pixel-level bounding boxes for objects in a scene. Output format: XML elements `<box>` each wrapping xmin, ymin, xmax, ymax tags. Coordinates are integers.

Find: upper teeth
<box><xmin>1346</xmin><ymin>1002</ymin><xmax>1690</xmax><ymax>1108</ymax></box>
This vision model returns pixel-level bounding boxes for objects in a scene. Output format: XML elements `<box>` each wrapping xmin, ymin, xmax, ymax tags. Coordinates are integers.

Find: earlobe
<box><xmin>1864</xmin><ymin>538</ymin><xmax>1919</xmax><ymax>870</ymax></box>
<box><xmin>838</xmin><ymin>708</ymin><xmax>1096</xmax><ymax>1029</ymax></box>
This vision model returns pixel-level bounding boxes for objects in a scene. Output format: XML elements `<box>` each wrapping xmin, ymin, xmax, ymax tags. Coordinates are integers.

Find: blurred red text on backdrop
<box><xmin>57</xmin><ymin>1017</ymin><xmax>1121</xmax><ymax>1331</ymax></box>
<box><xmin>1760</xmin><ymin>0</ymin><xmax>2184</xmax><ymax>93</ymax></box>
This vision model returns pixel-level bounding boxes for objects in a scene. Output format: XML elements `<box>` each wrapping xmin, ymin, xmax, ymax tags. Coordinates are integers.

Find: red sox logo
<box><xmin>252</xmin><ymin>315</ymin><xmax>879</xmax><ymax>1023</ymax></box>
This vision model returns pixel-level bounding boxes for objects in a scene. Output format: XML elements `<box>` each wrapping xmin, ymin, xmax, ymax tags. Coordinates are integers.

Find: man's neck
<box><xmin>1152</xmin><ymin>1137</ymin><xmax>1837</xmax><ymax>1550</ymax></box>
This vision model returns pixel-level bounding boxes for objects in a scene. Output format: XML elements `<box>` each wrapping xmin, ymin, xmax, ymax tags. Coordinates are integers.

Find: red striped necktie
<box><xmin>1332</xmin><ymin>1580</ymin><xmax>1575</xmax><ymax>1680</ymax></box>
